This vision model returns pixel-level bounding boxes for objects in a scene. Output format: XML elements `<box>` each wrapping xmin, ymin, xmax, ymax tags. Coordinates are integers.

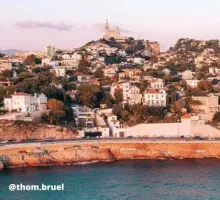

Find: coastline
<box><xmin>1</xmin><ymin>140</ymin><xmax>220</xmax><ymax>170</ymax></box>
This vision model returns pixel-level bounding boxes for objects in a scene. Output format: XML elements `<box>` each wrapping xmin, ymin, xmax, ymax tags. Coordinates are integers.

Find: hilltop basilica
<box><xmin>103</xmin><ymin>20</ymin><xmax>128</xmax><ymax>42</ymax></box>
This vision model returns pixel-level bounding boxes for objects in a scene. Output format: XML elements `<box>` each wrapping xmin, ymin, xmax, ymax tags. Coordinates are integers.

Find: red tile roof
<box><xmin>11</xmin><ymin>92</ymin><xmax>31</xmax><ymax>96</ymax></box>
<box><xmin>181</xmin><ymin>114</ymin><xmax>191</xmax><ymax>119</ymax></box>
<box><xmin>145</xmin><ymin>90</ymin><xmax>159</xmax><ymax>94</ymax></box>
<box><xmin>87</xmin><ymin>79</ymin><xmax>100</xmax><ymax>85</ymax></box>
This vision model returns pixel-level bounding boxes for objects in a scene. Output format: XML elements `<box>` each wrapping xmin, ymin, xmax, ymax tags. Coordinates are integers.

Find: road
<box><xmin>0</xmin><ymin>137</ymin><xmax>220</xmax><ymax>147</ymax></box>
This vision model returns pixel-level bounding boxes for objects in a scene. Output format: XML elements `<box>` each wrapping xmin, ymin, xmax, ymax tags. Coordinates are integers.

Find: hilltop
<box><xmin>170</xmin><ymin>38</ymin><xmax>220</xmax><ymax>53</ymax></box>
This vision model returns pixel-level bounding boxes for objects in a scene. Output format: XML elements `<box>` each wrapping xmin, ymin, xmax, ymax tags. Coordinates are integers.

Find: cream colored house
<box><xmin>150</xmin><ymin>78</ymin><xmax>164</xmax><ymax>89</ymax></box>
<box><xmin>143</xmin><ymin>89</ymin><xmax>167</xmax><ymax>107</ymax></box>
<box><xmin>192</xmin><ymin>95</ymin><xmax>220</xmax><ymax>114</ymax></box>
<box><xmin>119</xmin><ymin>69</ymin><xmax>142</xmax><ymax>83</ymax></box>
<box><xmin>110</xmin><ymin>82</ymin><xmax>142</xmax><ymax>105</ymax></box>
<box><xmin>50</xmin><ymin>67</ymin><xmax>66</xmax><ymax>77</ymax></box>
<box><xmin>0</xmin><ymin>58</ymin><xmax>12</xmax><ymax>73</ymax></box>
<box><xmin>186</xmin><ymin>79</ymin><xmax>200</xmax><ymax>88</ymax></box>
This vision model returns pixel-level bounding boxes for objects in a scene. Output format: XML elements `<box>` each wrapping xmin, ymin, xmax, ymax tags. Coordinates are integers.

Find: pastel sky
<box><xmin>1</xmin><ymin>0</ymin><xmax>220</xmax><ymax>51</ymax></box>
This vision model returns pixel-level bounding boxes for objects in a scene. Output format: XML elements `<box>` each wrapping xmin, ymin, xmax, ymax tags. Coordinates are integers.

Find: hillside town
<box><xmin>1</xmin><ymin>21</ymin><xmax>220</xmax><ymax>140</ymax></box>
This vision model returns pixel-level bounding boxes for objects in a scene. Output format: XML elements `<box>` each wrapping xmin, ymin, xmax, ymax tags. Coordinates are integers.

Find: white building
<box><xmin>110</xmin><ymin>82</ymin><xmax>142</xmax><ymax>105</ymax></box>
<box><xmin>150</xmin><ymin>78</ymin><xmax>164</xmax><ymax>89</ymax></box>
<box><xmin>102</xmin><ymin>66</ymin><xmax>117</xmax><ymax>77</ymax></box>
<box><xmin>186</xmin><ymin>80</ymin><xmax>200</xmax><ymax>88</ymax></box>
<box><xmin>4</xmin><ymin>92</ymin><xmax>47</xmax><ymax>112</ymax></box>
<box><xmin>42</xmin><ymin>58</ymin><xmax>51</xmax><ymax>65</ymax></box>
<box><xmin>44</xmin><ymin>46</ymin><xmax>55</xmax><ymax>58</ymax></box>
<box><xmin>209</xmin><ymin>67</ymin><xmax>220</xmax><ymax>75</ymax></box>
<box><xmin>77</xmin><ymin>75</ymin><xmax>94</xmax><ymax>83</ymax></box>
<box><xmin>61</xmin><ymin>53</ymin><xmax>82</xmax><ymax>67</ymax></box>
<box><xmin>143</xmin><ymin>89</ymin><xmax>167</xmax><ymax>107</ymax></box>
<box><xmin>180</xmin><ymin>70</ymin><xmax>195</xmax><ymax>80</ymax></box>
<box><xmin>133</xmin><ymin>57</ymin><xmax>145</xmax><ymax>65</ymax></box>
<box><xmin>72</xmin><ymin>105</ymin><xmax>95</xmax><ymax>128</ymax></box>
<box><xmin>50</xmin><ymin>67</ymin><xmax>66</xmax><ymax>77</ymax></box>
<box><xmin>127</xmin><ymin>86</ymin><xmax>142</xmax><ymax>105</ymax></box>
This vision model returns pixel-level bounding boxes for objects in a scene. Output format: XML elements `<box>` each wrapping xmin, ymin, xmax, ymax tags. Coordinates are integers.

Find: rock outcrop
<box><xmin>0</xmin><ymin>161</ymin><xmax>3</xmax><ymax>170</ymax></box>
<box><xmin>1</xmin><ymin>141</ymin><xmax>220</xmax><ymax>169</ymax></box>
<box><xmin>0</xmin><ymin>120</ymin><xmax>78</xmax><ymax>141</ymax></box>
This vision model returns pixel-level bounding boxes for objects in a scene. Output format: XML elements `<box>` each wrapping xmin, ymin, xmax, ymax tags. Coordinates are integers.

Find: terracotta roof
<box><xmin>87</xmin><ymin>79</ymin><xmax>100</xmax><ymax>85</ymax></box>
<box><xmin>11</xmin><ymin>92</ymin><xmax>31</xmax><ymax>96</ymax></box>
<box><xmin>145</xmin><ymin>90</ymin><xmax>159</xmax><ymax>94</ymax></box>
<box><xmin>181</xmin><ymin>114</ymin><xmax>191</xmax><ymax>119</ymax></box>
<box><xmin>151</xmin><ymin>79</ymin><xmax>162</xmax><ymax>83</ymax></box>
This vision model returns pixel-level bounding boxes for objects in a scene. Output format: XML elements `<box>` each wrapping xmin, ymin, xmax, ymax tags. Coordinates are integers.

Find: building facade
<box><xmin>4</xmin><ymin>92</ymin><xmax>47</xmax><ymax>112</ymax></box>
<box><xmin>103</xmin><ymin>20</ymin><xmax>128</xmax><ymax>42</ymax></box>
<box><xmin>143</xmin><ymin>89</ymin><xmax>167</xmax><ymax>107</ymax></box>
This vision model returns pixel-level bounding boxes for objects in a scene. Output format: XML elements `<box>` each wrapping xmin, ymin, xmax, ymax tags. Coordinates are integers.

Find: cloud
<box><xmin>15</xmin><ymin>21</ymin><xmax>74</xmax><ymax>31</ymax></box>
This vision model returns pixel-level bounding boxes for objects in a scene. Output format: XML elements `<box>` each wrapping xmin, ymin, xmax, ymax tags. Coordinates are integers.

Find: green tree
<box><xmin>114</xmin><ymin>88</ymin><xmax>123</xmax><ymax>104</ymax></box>
<box><xmin>213</xmin><ymin>112</ymin><xmax>220</xmax><ymax>122</ymax></box>
<box><xmin>25</xmin><ymin>54</ymin><xmax>42</xmax><ymax>66</ymax></box>
<box><xmin>76</xmin><ymin>84</ymin><xmax>101</xmax><ymax>108</ymax></box>
<box><xmin>46</xmin><ymin>99</ymin><xmax>66</xmax><ymax>124</ymax></box>
<box><xmin>94</xmin><ymin>68</ymin><xmax>104</xmax><ymax>78</ymax></box>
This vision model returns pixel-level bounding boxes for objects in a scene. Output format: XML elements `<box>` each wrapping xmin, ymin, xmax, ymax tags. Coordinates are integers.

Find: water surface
<box><xmin>1</xmin><ymin>159</ymin><xmax>220</xmax><ymax>200</ymax></box>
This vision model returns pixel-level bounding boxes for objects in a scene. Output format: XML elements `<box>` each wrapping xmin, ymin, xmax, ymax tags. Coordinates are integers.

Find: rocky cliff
<box><xmin>0</xmin><ymin>120</ymin><xmax>78</xmax><ymax>141</ymax></box>
<box><xmin>1</xmin><ymin>141</ymin><xmax>220</xmax><ymax>169</ymax></box>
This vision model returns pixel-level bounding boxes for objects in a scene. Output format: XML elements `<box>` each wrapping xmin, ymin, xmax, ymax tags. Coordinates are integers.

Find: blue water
<box><xmin>1</xmin><ymin>159</ymin><xmax>220</xmax><ymax>200</ymax></box>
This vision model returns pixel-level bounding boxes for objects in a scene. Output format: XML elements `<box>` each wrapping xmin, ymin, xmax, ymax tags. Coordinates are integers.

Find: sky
<box><xmin>1</xmin><ymin>0</ymin><xmax>220</xmax><ymax>51</ymax></box>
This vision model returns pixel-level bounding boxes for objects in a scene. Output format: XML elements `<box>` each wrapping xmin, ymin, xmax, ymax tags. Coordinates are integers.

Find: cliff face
<box><xmin>0</xmin><ymin>120</ymin><xmax>78</xmax><ymax>141</ymax></box>
<box><xmin>149</xmin><ymin>42</ymin><xmax>160</xmax><ymax>55</ymax></box>
<box><xmin>1</xmin><ymin>141</ymin><xmax>220</xmax><ymax>169</ymax></box>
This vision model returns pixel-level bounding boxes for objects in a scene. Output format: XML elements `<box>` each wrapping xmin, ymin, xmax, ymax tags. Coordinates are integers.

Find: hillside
<box><xmin>170</xmin><ymin>38</ymin><xmax>220</xmax><ymax>53</ymax></box>
<box><xmin>0</xmin><ymin>49</ymin><xmax>24</xmax><ymax>56</ymax></box>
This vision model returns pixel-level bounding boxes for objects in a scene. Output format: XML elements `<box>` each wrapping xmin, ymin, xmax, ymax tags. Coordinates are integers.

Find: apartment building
<box><xmin>0</xmin><ymin>58</ymin><xmax>12</xmax><ymax>73</ymax></box>
<box><xmin>110</xmin><ymin>82</ymin><xmax>142</xmax><ymax>105</ymax></box>
<box><xmin>119</xmin><ymin>69</ymin><xmax>142</xmax><ymax>83</ymax></box>
<box><xmin>143</xmin><ymin>89</ymin><xmax>167</xmax><ymax>107</ymax></box>
<box><xmin>72</xmin><ymin>105</ymin><xmax>95</xmax><ymax>128</ymax></box>
<box><xmin>192</xmin><ymin>95</ymin><xmax>220</xmax><ymax>114</ymax></box>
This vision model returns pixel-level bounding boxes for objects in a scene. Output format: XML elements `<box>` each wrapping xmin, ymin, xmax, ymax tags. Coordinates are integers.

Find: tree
<box><xmin>94</xmin><ymin>68</ymin><xmax>104</xmax><ymax>78</ymax></box>
<box><xmin>46</xmin><ymin>99</ymin><xmax>66</xmax><ymax>124</ymax></box>
<box><xmin>25</xmin><ymin>54</ymin><xmax>42</xmax><ymax>66</ymax></box>
<box><xmin>114</xmin><ymin>88</ymin><xmax>123</xmax><ymax>104</ymax></box>
<box><xmin>112</xmin><ymin>104</ymin><xmax>123</xmax><ymax>116</ymax></box>
<box><xmin>197</xmin><ymin>80</ymin><xmax>213</xmax><ymax>92</ymax></box>
<box><xmin>135</xmin><ymin>40</ymin><xmax>145</xmax><ymax>50</ymax></box>
<box><xmin>213</xmin><ymin>112</ymin><xmax>220</xmax><ymax>123</ymax></box>
<box><xmin>47</xmin><ymin>99</ymin><xmax>65</xmax><ymax>110</ymax></box>
<box><xmin>109</xmin><ymin>37</ymin><xmax>116</xmax><ymax>42</ymax></box>
<box><xmin>76</xmin><ymin>84</ymin><xmax>101</xmax><ymax>108</ymax></box>
<box><xmin>171</xmin><ymin>99</ymin><xmax>187</xmax><ymax>114</ymax></box>
<box><xmin>77</xmin><ymin>59</ymin><xmax>90</xmax><ymax>74</ymax></box>
<box><xmin>212</xmin><ymin>79</ymin><xmax>219</xmax><ymax>85</ymax></box>
<box><xmin>1</xmin><ymin>70</ymin><xmax>13</xmax><ymax>78</ymax></box>
<box><xmin>101</xmin><ymin>93</ymin><xmax>114</xmax><ymax>108</ymax></box>
<box><xmin>41</xmin><ymin>87</ymin><xmax>64</xmax><ymax>101</ymax></box>
<box><xmin>120</xmin><ymin>110</ymin><xmax>130</xmax><ymax>121</ymax></box>
<box><xmin>125</xmin><ymin>46</ymin><xmax>134</xmax><ymax>55</ymax></box>
<box><xmin>140</xmin><ymin>80</ymin><xmax>149</xmax><ymax>93</ymax></box>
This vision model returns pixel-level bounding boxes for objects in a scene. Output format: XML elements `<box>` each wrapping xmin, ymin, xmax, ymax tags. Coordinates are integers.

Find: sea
<box><xmin>1</xmin><ymin>159</ymin><xmax>220</xmax><ymax>200</ymax></box>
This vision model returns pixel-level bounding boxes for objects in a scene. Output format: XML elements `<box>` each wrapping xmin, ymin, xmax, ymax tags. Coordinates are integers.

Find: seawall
<box><xmin>1</xmin><ymin>140</ymin><xmax>220</xmax><ymax>169</ymax></box>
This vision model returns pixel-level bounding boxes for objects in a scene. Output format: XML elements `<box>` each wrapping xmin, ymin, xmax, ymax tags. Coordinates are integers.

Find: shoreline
<box><xmin>1</xmin><ymin>140</ymin><xmax>220</xmax><ymax>170</ymax></box>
